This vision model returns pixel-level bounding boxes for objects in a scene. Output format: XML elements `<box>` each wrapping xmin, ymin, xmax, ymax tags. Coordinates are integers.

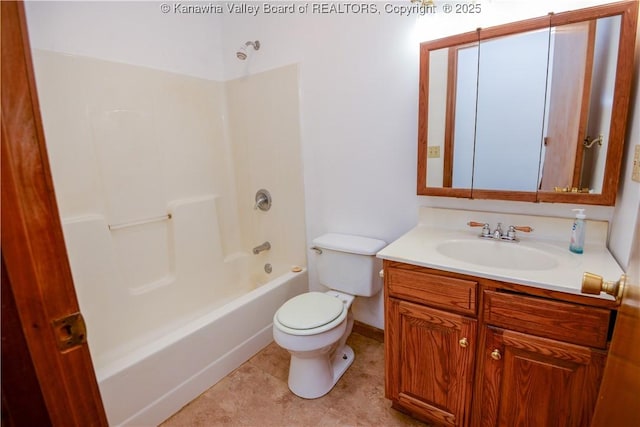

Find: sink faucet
<box><xmin>468</xmin><ymin>221</ymin><xmax>534</xmax><ymax>242</ymax></box>
<box><xmin>493</xmin><ymin>223</ymin><xmax>503</xmax><ymax>239</ymax></box>
<box><xmin>252</xmin><ymin>241</ymin><xmax>271</xmax><ymax>254</ymax></box>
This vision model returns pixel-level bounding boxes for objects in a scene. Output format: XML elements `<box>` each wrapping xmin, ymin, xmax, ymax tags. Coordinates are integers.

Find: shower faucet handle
<box><xmin>254</xmin><ymin>189</ymin><xmax>272</xmax><ymax>211</ymax></box>
<box><xmin>254</xmin><ymin>195</ymin><xmax>268</xmax><ymax>210</ymax></box>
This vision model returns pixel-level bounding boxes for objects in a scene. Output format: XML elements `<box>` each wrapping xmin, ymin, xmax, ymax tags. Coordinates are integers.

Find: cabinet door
<box><xmin>477</xmin><ymin>326</ymin><xmax>606</xmax><ymax>427</ymax></box>
<box><xmin>386</xmin><ymin>298</ymin><xmax>477</xmax><ymax>426</ymax></box>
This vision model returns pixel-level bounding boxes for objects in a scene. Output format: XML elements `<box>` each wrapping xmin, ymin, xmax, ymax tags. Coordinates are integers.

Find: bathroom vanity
<box><xmin>378</xmin><ymin>208</ymin><xmax>623</xmax><ymax>427</ymax></box>
<box><xmin>401</xmin><ymin>0</ymin><xmax>638</xmax><ymax>421</ymax></box>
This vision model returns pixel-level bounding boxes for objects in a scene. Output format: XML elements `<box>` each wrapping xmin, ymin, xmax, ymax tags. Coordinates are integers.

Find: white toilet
<box><xmin>273</xmin><ymin>233</ymin><xmax>386</xmax><ymax>399</ymax></box>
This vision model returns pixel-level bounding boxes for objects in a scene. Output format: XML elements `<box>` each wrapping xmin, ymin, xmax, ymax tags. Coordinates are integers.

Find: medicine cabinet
<box><xmin>417</xmin><ymin>1</ymin><xmax>638</xmax><ymax>205</ymax></box>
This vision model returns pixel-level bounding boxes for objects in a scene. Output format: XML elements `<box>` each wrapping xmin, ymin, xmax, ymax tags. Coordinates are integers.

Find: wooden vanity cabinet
<box><xmin>384</xmin><ymin>262</ymin><xmax>479</xmax><ymax>426</ymax></box>
<box><xmin>386</xmin><ymin>298</ymin><xmax>477</xmax><ymax>426</ymax></box>
<box><xmin>477</xmin><ymin>326</ymin><xmax>607</xmax><ymax>427</ymax></box>
<box><xmin>475</xmin><ymin>290</ymin><xmax>610</xmax><ymax>427</ymax></box>
<box><xmin>383</xmin><ymin>260</ymin><xmax>616</xmax><ymax>427</ymax></box>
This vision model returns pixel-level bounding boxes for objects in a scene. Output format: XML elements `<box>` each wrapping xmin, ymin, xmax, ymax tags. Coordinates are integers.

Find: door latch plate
<box><xmin>51</xmin><ymin>312</ymin><xmax>87</xmax><ymax>351</ymax></box>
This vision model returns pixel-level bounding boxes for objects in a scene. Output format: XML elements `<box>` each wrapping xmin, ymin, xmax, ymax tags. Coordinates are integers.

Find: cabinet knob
<box><xmin>459</xmin><ymin>337</ymin><xmax>469</xmax><ymax>348</ymax></box>
<box><xmin>491</xmin><ymin>349</ymin><xmax>502</xmax><ymax>360</ymax></box>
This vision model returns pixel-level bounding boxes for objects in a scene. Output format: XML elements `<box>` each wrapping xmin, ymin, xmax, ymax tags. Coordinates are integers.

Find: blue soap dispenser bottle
<box><xmin>569</xmin><ymin>208</ymin><xmax>586</xmax><ymax>254</ymax></box>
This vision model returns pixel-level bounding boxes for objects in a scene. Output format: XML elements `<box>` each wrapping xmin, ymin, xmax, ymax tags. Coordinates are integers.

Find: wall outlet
<box><xmin>633</xmin><ymin>144</ymin><xmax>640</xmax><ymax>183</ymax></box>
<box><xmin>427</xmin><ymin>146</ymin><xmax>441</xmax><ymax>158</ymax></box>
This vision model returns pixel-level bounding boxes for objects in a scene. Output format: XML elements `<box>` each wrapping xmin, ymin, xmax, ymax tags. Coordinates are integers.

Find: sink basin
<box><xmin>436</xmin><ymin>239</ymin><xmax>559</xmax><ymax>271</ymax></box>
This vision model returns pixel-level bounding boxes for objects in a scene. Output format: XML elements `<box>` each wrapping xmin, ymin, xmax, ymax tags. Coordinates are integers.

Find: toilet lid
<box><xmin>276</xmin><ymin>292</ymin><xmax>344</xmax><ymax>330</ymax></box>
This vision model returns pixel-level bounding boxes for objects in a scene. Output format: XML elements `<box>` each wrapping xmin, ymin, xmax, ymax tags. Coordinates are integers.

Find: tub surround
<box><xmin>377</xmin><ymin>207</ymin><xmax>623</xmax><ymax>301</ymax></box>
<box><xmin>31</xmin><ymin>48</ymin><xmax>307</xmax><ymax>426</ymax></box>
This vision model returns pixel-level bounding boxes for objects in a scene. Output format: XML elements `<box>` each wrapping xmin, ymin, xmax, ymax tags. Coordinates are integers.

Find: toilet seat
<box><xmin>274</xmin><ymin>292</ymin><xmax>348</xmax><ymax>336</ymax></box>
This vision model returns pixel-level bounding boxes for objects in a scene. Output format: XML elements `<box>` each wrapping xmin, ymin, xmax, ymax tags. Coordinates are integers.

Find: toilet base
<box><xmin>288</xmin><ymin>344</ymin><xmax>355</xmax><ymax>399</ymax></box>
<box><xmin>331</xmin><ymin>344</ymin><xmax>355</xmax><ymax>386</ymax></box>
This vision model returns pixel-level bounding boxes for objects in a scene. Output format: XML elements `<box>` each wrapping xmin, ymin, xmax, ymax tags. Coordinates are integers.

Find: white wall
<box><xmin>26</xmin><ymin>0</ymin><xmax>639</xmax><ymax>331</ymax></box>
<box><xmin>610</xmin><ymin>12</ymin><xmax>640</xmax><ymax>270</ymax></box>
<box><xmin>25</xmin><ymin>1</ymin><xmax>225</xmax><ymax>80</ymax></box>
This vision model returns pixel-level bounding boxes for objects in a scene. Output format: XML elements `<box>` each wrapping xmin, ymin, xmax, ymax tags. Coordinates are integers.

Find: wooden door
<box><xmin>386</xmin><ymin>298</ymin><xmax>476</xmax><ymax>426</ymax></box>
<box><xmin>479</xmin><ymin>326</ymin><xmax>606</xmax><ymax>427</ymax></box>
<box><xmin>539</xmin><ymin>21</ymin><xmax>594</xmax><ymax>191</ymax></box>
<box><xmin>591</xmin><ymin>212</ymin><xmax>640</xmax><ymax>426</ymax></box>
<box><xmin>1</xmin><ymin>2</ymin><xmax>108</xmax><ymax>425</ymax></box>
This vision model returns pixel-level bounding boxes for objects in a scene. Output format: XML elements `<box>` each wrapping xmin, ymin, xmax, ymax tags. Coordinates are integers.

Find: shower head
<box><xmin>236</xmin><ymin>40</ymin><xmax>260</xmax><ymax>61</ymax></box>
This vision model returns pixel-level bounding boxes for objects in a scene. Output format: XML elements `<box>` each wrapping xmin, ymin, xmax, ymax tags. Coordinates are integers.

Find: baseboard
<box><xmin>353</xmin><ymin>320</ymin><xmax>384</xmax><ymax>343</ymax></box>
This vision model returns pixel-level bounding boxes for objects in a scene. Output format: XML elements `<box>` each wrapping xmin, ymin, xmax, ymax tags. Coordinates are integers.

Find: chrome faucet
<box><xmin>493</xmin><ymin>223</ymin><xmax>503</xmax><ymax>239</ymax></box>
<box><xmin>252</xmin><ymin>241</ymin><xmax>271</xmax><ymax>254</ymax></box>
<box><xmin>467</xmin><ymin>221</ymin><xmax>534</xmax><ymax>242</ymax></box>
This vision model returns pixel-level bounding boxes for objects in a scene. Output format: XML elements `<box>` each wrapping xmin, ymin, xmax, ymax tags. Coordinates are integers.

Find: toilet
<box><xmin>273</xmin><ymin>233</ymin><xmax>386</xmax><ymax>399</ymax></box>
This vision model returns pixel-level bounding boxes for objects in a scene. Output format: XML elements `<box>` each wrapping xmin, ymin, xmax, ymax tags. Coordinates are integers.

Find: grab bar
<box><xmin>108</xmin><ymin>213</ymin><xmax>172</xmax><ymax>231</ymax></box>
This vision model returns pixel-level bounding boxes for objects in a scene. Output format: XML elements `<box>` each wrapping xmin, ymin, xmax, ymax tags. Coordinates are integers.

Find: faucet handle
<box><xmin>512</xmin><ymin>225</ymin><xmax>534</xmax><ymax>233</ymax></box>
<box><xmin>468</xmin><ymin>221</ymin><xmax>491</xmax><ymax>237</ymax></box>
<box><xmin>467</xmin><ymin>221</ymin><xmax>487</xmax><ymax>228</ymax></box>
<box><xmin>503</xmin><ymin>225</ymin><xmax>533</xmax><ymax>241</ymax></box>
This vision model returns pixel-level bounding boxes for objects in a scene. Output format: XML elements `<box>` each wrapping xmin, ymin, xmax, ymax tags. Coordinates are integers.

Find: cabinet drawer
<box><xmin>387</xmin><ymin>267</ymin><xmax>477</xmax><ymax>315</ymax></box>
<box><xmin>483</xmin><ymin>290</ymin><xmax>610</xmax><ymax>349</ymax></box>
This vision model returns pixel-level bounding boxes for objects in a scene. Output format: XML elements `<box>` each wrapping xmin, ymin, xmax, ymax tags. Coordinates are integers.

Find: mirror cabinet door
<box><xmin>539</xmin><ymin>15</ymin><xmax>621</xmax><ymax>195</ymax></box>
<box><xmin>425</xmin><ymin>42</ymin><xmax>477</xmax><ymax>191</ymax></box>
<box><xmin>474</xmin><ymin>26</ymin><xmax>550</xmax><ymax>196</ymax></box>
<box><xmin>419</xmin><ymin>32</ymin><xmax>478</xmax><ymax>197</ymax></box>
<box><xmin>579</xmin><ymin>15</ymin><xmax>622</xmax><ymax>194</ymax></box>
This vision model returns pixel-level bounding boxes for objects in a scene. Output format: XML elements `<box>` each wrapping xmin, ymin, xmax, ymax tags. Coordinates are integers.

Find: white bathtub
<box><xmin>96</xmin><ymin>269</ymin><xmax>307</xmax><ymax>426</ymax></box>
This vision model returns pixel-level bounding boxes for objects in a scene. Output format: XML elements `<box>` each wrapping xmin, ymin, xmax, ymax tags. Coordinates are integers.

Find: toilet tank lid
<box><xmin>312</xmin><ymin>233</ymin><xmax>386</xmax><ymax>256</ymax></box>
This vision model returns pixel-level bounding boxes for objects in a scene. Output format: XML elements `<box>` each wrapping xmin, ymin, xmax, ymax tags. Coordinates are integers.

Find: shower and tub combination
<box><xmin>30</xmin><ymin>24</ymin><xmax>306</xmax><ymax>425</ymax></box>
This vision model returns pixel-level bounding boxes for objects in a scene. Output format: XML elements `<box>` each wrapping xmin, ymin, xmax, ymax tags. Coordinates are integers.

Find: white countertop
<box><xmin>377</xmin><ymin>208</ymin><xmax>624</xmax><ymax>301</ymax></box>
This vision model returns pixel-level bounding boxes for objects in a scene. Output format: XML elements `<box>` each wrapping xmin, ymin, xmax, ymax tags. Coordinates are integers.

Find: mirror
<box><xmin>417</xmin><ymin>1</ymin><xmax>638</xmax><ymax>205</ymax></box>
<box><xmin>424</xmin><ymin>33</ymin><xmax>478</xmax><ymax>197</ymax></box>
<box><xmin>475</xmin><ymin>26</ymin><xmax>550</xmax><ymax>194</ymax></box>
<box><xmin>539</xmin><ymin>15</ymin><xmax>621</xmax><ymax>195</ymax></box>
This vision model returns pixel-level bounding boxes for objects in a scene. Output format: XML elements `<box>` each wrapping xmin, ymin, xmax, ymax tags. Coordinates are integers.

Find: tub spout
<box><xmin>252</xmin><ymin>241</ymin><xmax>271</xmax><ymax>255</ymax></box>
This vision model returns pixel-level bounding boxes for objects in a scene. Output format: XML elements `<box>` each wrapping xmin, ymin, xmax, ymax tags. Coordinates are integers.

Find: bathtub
<box><xmin>96</xmin><ymin>269</ymin><xmax>307</xmax><ymax>426</ymax></box>
<box><xmin>58</xmin><ymin>195</ymin><xmax>308</xmax><ymax>425</ymax></box>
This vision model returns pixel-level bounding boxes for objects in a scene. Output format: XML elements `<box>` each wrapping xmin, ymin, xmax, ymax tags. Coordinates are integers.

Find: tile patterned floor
<box><xmin>160</xmin><ymin>333</ymin><xmax>428</xmax><ymax>426</ymax></box>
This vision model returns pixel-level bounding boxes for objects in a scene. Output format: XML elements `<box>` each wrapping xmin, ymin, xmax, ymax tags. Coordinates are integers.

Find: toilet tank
<box><xmin>312</xmin><ymin>233</ymin><xmax>387</xmax><ymax>297</ymax></box>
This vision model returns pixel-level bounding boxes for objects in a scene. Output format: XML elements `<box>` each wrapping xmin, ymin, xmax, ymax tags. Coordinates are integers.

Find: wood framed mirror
<box><xmin>417</xmin><ymin>1</ymin><xmax>638</xmax><ymax>206</ymax></box>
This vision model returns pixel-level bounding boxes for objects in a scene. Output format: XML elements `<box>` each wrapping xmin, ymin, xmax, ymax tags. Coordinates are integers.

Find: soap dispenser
<box><xmin>569</xmin><ymin>208</ymin><xmax>586</xmax><ymax>254</ymax></box>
